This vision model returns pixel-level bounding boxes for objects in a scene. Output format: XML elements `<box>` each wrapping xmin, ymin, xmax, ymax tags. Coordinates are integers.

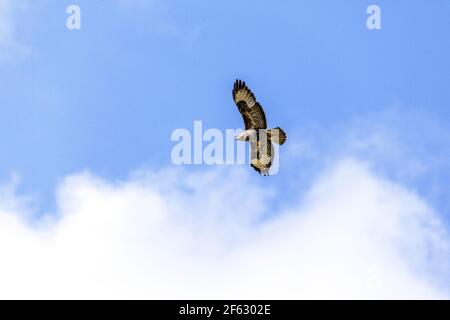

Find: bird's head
<box><xmin>235</xmin><ymin>131</ymin><xmax>248</xmax><ymax>141</ymax></box>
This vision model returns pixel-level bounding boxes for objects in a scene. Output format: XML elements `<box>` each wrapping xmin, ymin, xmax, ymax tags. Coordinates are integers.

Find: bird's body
<box><xmin>232</xmin><ymin>80</ymin><xmax>287</xmax><ymax>175</ymax></box>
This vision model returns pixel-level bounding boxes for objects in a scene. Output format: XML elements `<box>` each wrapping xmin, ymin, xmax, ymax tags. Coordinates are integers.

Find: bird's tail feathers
<box><xmin>267</xmin><ymin>127</ymin><xmax>287</xmax><ymax>145</ymax></box>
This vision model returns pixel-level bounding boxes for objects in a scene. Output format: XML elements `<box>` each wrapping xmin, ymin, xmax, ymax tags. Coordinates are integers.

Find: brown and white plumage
<box><xmin>233</xmin><ymin>80</ymin><xmax>267</xmax><ymax>130</ymax></box>
<box><xmin>232</xmin><ymin>79</ymin><xmax>287</xmax><ymax>176</ymax></box>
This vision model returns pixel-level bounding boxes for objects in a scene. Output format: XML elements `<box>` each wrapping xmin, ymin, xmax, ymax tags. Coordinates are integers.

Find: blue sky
<box><xmin>1</xmin><ymin>0</ymin><xmax>450</xmax><ymax>215</ymax></box>
<box><xmin>0</xmin><ymin>0</ymin><xmax>449</xmax><ymax>298</ymax></box>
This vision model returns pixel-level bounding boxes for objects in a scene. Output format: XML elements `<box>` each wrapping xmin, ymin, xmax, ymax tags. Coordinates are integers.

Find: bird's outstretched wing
<box><xmin>233</xmin><ymin>80</ymin><xmax>267</xmax><ymax>130</ymax></box>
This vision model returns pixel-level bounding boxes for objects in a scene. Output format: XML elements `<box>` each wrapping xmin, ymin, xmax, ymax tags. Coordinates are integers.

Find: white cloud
<box><xmin>0</xmin><ymin>159</ymin><xmax>448</xmax><ymax>299</ymax></box>
<box><xmin>0</xmin><ymin>0</ymin><xmax>30</xmax><ymax>62</ymax></box>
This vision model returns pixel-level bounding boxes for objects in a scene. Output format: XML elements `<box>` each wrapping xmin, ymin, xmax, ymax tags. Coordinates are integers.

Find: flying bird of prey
<box><xmin>233</xmin><ymin>79</ymin><xmax>287</xmax><ymax>176</ymax></box>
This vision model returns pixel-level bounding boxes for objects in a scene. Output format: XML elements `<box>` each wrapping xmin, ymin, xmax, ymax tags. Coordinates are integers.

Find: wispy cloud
<box><xmin>284</xmin><ymin>106</ymin><xmax>450</xmax><ymax>217</ymax></box>
<box><xmin>0</xmin><ymin>0</ymin><xmax>30</xmax><ymax>62</ymax></box>
<box><xmin>116</xmin><ymin>0</ymin><xmax>203</xmax><ymax>48</ymax></box>
<box><xmin>0</xmin><ymin>158</ymin><xmax>448</xmax><ymax>299</ymax></box>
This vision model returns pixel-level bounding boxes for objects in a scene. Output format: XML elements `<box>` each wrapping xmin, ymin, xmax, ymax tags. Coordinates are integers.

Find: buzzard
<box><xmin>233</xmin><ymin>79</ymin><xmax>287</xmax><ymax>175</ymax></box>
